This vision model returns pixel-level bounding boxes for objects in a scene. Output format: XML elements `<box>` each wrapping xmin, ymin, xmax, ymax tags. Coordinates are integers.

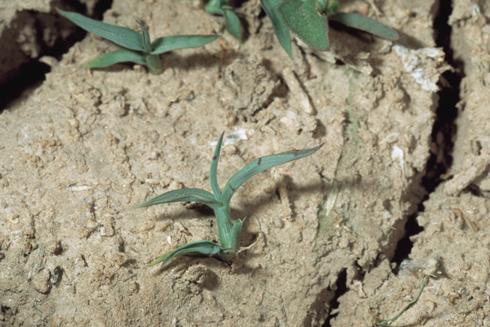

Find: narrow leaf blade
<box><xmin>210</xmin><ymin>133</ymin><xmax>224</xmax><ymax>196</ymax></box>
<box><xmin>151</xmin><ymin>35</ymin><xmax>219</xmax><ymax>55</ymax></box>
<box><xmin>150</xmin><ymin>240</ymin><xmax>222</xmax><ymax>266</ymax></box>
<box><xmin>224</xmin><ymin>9</ymin><xmax>242</xmax><ymax>39</ymax></box>
<box><xmin>87</xmin><ymin>49</ymin><xmax>146</xmax><ymax>68</ymax></box>
<box><xmin>261</xmin><ymin>0</ymin><xmax>293</xmax><ymax>57</ymax></box>
<box><xmin>330</xmin><ymin>12</ymin><xmax>399</xmax><ymax>41</ymax></box>
<box><xmin>57</xmin><ymin>9</ymin><xmax>144</xmax><ymax>51</ymax></box>
<box><xmin>137</xmin><ymin>188</ymin><xmax>221</xmax><ymax>208</ymax></box>
<box><xmin>221</xmin><ymin>145</ymin><xmax>321</xmax><ymax>203</ymax></box>
<box><xmin>279</xmin><ymin>0</ymin><xmax>329</xmax><ymax>50</ymax></box>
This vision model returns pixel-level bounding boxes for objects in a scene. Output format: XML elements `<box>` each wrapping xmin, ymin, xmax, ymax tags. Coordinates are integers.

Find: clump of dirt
<box><xmin>1</xmin><ymin>0</ymin><xmax>487</xmax><ymax>326</ymax></box>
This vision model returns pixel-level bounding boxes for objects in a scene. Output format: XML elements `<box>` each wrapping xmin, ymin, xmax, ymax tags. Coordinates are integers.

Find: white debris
<box><xmin>67</xmin><ymin>184</ymin><xmax>92</xmax><ymax>192</ymax></box>
<box><xmin>210</xmin><ymin>128</ymin><xmax>248</xmax><ymax>147</ymax></box>
<box><xmin>391</xmin><ymin>145</ymin><xmax>405</xmax><ymax>174</ymax></box>
<box><xmin>393</xmin><ymin>45</ymin><xmax>445</xmax><ymax>92</ymax></box>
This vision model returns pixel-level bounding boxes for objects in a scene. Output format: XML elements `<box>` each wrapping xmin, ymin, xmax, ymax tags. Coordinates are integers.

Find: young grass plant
<box><xmin>205</xmin><ymin>0</ymin><xmax>242</xmax><ymax>39</ymax></box>
<box><xmin>138</xmin><ymin>133</ymin><xmax>320</xmax><ymax>266</ymax></box>
<box><xmin>57</xmin><ymin>9</ymin><xmax>219</xmax><ymax>74</ymax></box>
<box><xmin>262</xmin><ymin>0</ymin><xmax>399</xmax><ymax>56</ymax></box>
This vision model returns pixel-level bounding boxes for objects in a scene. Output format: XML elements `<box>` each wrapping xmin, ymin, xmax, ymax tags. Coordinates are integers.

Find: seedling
<box><xmin>377</xmin><ymin>275</ymin><xmax>431</xmax><ymax>326</ymax></box>
<box><xmin>138</xmin><ymin>133</ymin><xmax>320</xmax><ymax>266</ymax></box>
<box><xmin>264</xmin><ymin>0</ymin><xmax>399</xmax><ymax>57</ymax></box>
<box><xmin>57</xmin><ymin>9</ymin><xmax>219</xmax><ymax>74</ymax></box>
<box><xmin>205</xmin><ymin>0</ymin><xmax>242</xmax><ymax>39</ymax></box>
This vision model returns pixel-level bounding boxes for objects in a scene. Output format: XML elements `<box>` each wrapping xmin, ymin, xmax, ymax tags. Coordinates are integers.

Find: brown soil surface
<box><xmin>0</xmin><ymin>1</ymin><xmax>488</xmax><ymax>326</ymax></box>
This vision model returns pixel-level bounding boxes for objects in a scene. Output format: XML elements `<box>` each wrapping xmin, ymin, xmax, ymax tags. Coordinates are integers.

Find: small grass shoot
<box><xmin>205</xmin><ymin>0</ymin><xmax>243</xmax><ymax>39</ymax></box>
<box><xmin>57</xmin><ymin>9</ymin><xmax>219</xmax><ymax>74</ymax></box>
<box><xmin>138</xmin><ymin>133</ymin><xmax>321</xmax><ymax>266</ymax></box>
<box><xmin>377</xmin><ymin>275</ymin><xmax>431</xmax><ymax>326</ymax></box>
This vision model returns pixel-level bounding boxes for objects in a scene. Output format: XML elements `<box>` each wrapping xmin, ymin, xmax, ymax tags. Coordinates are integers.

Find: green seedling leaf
<box><xmin>330</xmin><ymin>12</ymin><xmax>399</xmax><ymax>41</ymax></box>
<box><xmin>205</xmin><ymin>0</ymin><xmax>242</xmax><ymax>40</ymax></box>
<box><xmin>151</xmin><ymin>35</ymin><xmax>219</xmax><ymax>55</ymax></box>
<box><xmin>57</xmin><ymin>9</ymin><xmax>218</xmax><ymax>74</ymax></box>
<box><xmin>140</xmin><ymin>133</ymin><xmax>320</xmax><ymax>266</ymax></box>
<box><xmin>137</xmin><ymin>188</ymin><xmax>221</xmax><ymax>209</ymax></box>
<box><xmin>150</xmin><ymin>240</ymin><xmax>223</xmax><ymax>266</ymax></box>
<box><xmin>279</xmin><ymin>0</ymin><xmax>329</xmax><ymax>50</ymax></box>
<box><xmin>210</xmin><ymin>133</ymin><xmax>224</xmax><ymax>196</ymax></box>
<box><xmin>205</xmin><ymin>0</ymin><xmax>225</xmax><ymax>15</ymax></box>
<box><xmin>221</xmin><ymin>145</ymin><xmax>322</xmax><ymax>204</ymax></box>
<box><xmin>223</xmin><ymin>8</ymin><xmax>242</xmax><ymax>39</ymax></box>
<box><xmin>261</xmin><ymin>0</ymin><xmax>293</xmax><ymax>57</ymax></box>
<box><xmin>57</xmin><ymin>9</ymin><xmax>144</xmax><ymax>51</ymax></box>
<box><xmin>137</xmin><ymin>19</ymin><xmax>152</xmax><ymax>52</ymax></box>
<box><xmin>87</xmin><ymin>49</ymin><xmax>146</xmax><ymax>68</ymax></box>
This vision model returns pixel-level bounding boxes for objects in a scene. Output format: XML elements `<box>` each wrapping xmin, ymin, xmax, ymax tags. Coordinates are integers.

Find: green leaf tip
<box><xmin>137</xmin><ymin>188</ymin><xmax>221</xmax><ymax>209</ymax></box>
<box><xmin>150</xmin><ymin>240</ymin><xmax>223</xmax><ymax>266</ymax></box>
<box><xmin>210</xmin><ymin>132</ymin><xmax>225</xmax><ymax>196</ymax></box>
<box><xmin>151</xmin><ymin>34</ymin><xmax>219</xmax><ymax>55</ymax></box>
<box><xmin>221</xmin><ymin>143</ymin><xmax>322</xmax><ymax>204</ymax></box>
<box><xmin>261</xmin><ymin>0</ymin><xmax>293</xmax><ymax>57</ymax></box>
<box><xmin>56</xmin><ymin>8</ymin><xmax>145</xmax><ymax>51</ymax></box>
<box><xmin>330</xmin><ymin>12</ymin><xmax>399</xmax><ymax>41</ymax></box>
<box><xmin>205</xmin><ymin>0</ymin><xmax>243</xmax><ymax>40</ymax></box>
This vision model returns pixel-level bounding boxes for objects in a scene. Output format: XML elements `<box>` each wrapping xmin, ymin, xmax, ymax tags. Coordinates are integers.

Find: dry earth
<box><xmin>0</xmin><ymin>0</ymin><xmax>488</xmax><ymax>326</ymax></box>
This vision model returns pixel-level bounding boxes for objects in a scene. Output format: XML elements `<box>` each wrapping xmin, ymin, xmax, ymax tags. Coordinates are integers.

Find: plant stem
<box><xmin>145</xmin><ymin>54</ymin><xmax>164</xmax><ymax>74</ymax></box>
<box><xmin>214</xmin><ymin>205</ymin><xmax>238</xmax><ymax>251</ymax></box>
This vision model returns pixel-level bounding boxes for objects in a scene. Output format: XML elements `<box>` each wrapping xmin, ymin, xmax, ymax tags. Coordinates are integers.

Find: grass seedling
<box><xmin>138</xmin><ymin>133</ymin><xmax>321</xmax><ymax>266</ymax></box>
<box><xmin>57</xmin><ymin>9</ymin><xmax>219</xmax><ymax>74</ymax></box>
<box><xmin>205</xmin><ymin>0</ymin><xmax>242</xmax><ymax>39</ymax></box>
<box><xmin>376</xmin><ymin>275</ymin><xmax>430</xmax><ymax>326</ymax></box>
<box><xmin>263</xmin><ymin>0</ymin><xmax>399</xmax><ymax>56</ymax></box>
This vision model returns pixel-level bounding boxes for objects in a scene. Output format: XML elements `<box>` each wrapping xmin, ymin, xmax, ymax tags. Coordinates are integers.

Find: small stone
<box><xmin>31</xmin><ymin>269</ymin><xmax>51</xmax><ymax>294</ymax></box>
<box><xmin>51</xmin><ymin>241</ymin><xmax>63</xmax><ymax>255</ymax></box>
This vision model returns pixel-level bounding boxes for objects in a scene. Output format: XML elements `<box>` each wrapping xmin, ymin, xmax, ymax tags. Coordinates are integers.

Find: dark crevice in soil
<box><xmin>391</xmin><ymin>0</ymin><xmax>462</xmax><ymax>268</ymax></box>
<box><xmin>0</xmin><ymin>0</ymin><xmax>113</xmax><ymax>110</ymax></box>
<box><xmin>322</xmin><ymin>269</ymin><xmax>347</xmax><ymax>327</ymax></box>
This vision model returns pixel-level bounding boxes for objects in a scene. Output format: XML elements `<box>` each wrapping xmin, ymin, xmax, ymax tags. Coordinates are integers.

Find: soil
<box><xmin>0</xmin><ymin>1</ymin><xmax>488</xmax><ymax>326</ymax></box>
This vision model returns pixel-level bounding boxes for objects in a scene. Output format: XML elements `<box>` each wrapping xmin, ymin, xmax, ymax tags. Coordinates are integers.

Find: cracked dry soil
<box><xmin>0</xmin><ymin>1</ymin><xmax>489</xmax><ymax>326</ymax></box>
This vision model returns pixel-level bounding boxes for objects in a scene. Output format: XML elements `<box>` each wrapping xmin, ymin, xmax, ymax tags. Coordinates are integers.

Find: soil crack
<box><xmin>391</xmin><ymin>0</ymin><xmax>463</xmax><ymax>267</ymax></box>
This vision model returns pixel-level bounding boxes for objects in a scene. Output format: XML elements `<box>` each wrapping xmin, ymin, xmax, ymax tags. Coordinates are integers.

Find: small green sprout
<box><xmin>377</xmin><ymin>275</ymin><xmax>431</xmax><ymax>326</ymax></box>
<box><xmin>262</xmin><ymin>0</ymin><xmax>399</xmax><ymax>56</ymax></box>
<box><xmin>57</xmin><ymin>9</ymin><xmax>219</xmax><ymax>74</ymax></box>
<box><xmin>138</xmin><ymin>133</ymin><xmax>321</xmax><ymax>266</ymax></box>
<box><xmin>205</xmin><ymin>0</ymin><xmax>242</xmax><ymax>39</ymax></box>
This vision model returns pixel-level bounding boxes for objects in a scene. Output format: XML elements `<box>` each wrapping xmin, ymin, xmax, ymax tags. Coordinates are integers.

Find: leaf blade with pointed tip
<box><xmin>261</xmin><ymin>0</ymin><xmax>293</xmax><ymax>57</ymax></box>
<box><xmin>150</xmin><ymin>240</ymin><xmax>223</xmax><ymax>266</ymax></box>
<box><xmin>151</xmin><ymin>35</ymin><xmax>219</xmax><ymax>55</ymax></box>
<box><xmin>221</xmin><ymin>145</ymin><xmax>321</xmax><ymax>204</ymax></box>
<box><xmin>57</xmin><ymin>9</ymin><xmax>144</xmax><ymax>51</ymax></box>
<box><xmin>210</xmin><ymin>133</ymin><xmax>224</xmax><ymax>196</ymax></box>
<box><xmin>137</xmin><ymin>188</ymin><xmax>221</xmax><ymax>208</ymax></box>
<box><xmin>86</xmin><ymin>49</ymin><xmax>146</xmax><ymax>69</ymax></box>
<box><xmin>329</xmin><ymin>12</ymin><xmax>399</xmax><ymax>41</ymax></box>
<box><xmin>223</xmin><ymin>9</ymin><xmax>242</xmax><ymax>39</ymax></box>
<box><xmin>279</xmin><ymin>0</ymin><xmax>329</xmax><ymax>50</ymax></box>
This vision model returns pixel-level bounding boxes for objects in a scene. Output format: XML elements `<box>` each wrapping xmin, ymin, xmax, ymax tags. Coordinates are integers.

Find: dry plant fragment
<box><xmin>138</xmin><ymin>133</ymin><xmax>321</xmax><ymax>266</ymax></box>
